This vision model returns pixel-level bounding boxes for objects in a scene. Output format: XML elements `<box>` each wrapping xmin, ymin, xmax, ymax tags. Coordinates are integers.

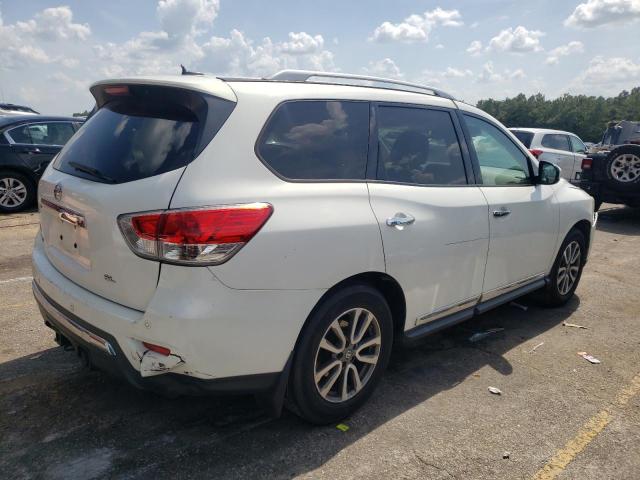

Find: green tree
<box><xmin>476</xmin><ymin>87</ymin><xmax>640</xmax><ymax>142</ymax></box>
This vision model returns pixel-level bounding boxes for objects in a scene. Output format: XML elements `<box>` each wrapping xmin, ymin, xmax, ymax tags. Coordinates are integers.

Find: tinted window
<box><xmin>511</xmin><ymin>130</ymin><xmax>534</xmax><ymax>148</ymax></box>
<box><xmin>377</xmin><ymin>107</ymin><xmax>466</xmax><ymax>185</ymax></box>
<box><xmin>541</xmin><ymin>134</ymin><xmax>571</xmax><ymax>151</ymax></box>
<box><xmin>464</xmin><ymin>115</ymin><xmax>531</xmax><ymax>186</ymax></box>
<box><xmin>31</xmin><ymin>122</ymin><xmax>75</xmax><ymax>145</ymax></box>
<box><xmin>55</xmin><ymin>85</ymin><xmax>233</xmax><ymax>184</ymax></box>
<box><xmin>570</xmin><ymin>136</ymin><xmax>586</xmax><ymax>153</ymax></box>
<box><xmin>6</xmin><ymin>125</ymin><xmax>33</xmax><ymax>144</ymax></box>
<box><xmin>257</xmin><ymin>101</ymin><xmax>369</xmax><ymax>180</ymax></box>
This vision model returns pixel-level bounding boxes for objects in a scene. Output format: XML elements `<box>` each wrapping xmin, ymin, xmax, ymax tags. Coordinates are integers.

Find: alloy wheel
<box><xmin>313</xmin><ymin>308</ymin><xmax>381</xmax><ymax>403</ymax></box>
<box><xmin>611</xmin><ymin>153</ymin><xmax>640</xmax><ymax>183</ymax></box>
<box><xmin>557</xmin><ymin>240</ymin><xmax>581</xmax><ymax>295</ymax></box>
<box><xmin>0</xmin><ymin>177</ymin><xmax>28</xmax><ymax>208</ymax></box>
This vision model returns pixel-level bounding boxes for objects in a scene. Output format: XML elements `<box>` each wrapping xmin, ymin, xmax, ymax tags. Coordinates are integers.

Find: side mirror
<box><xmin>538</xmin><ymin>160</ymin><xmax>561</xmax><ymax>185</ymax></box>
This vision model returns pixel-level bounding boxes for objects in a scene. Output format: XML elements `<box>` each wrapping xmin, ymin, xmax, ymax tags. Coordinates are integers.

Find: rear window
<box><xmin>55</xmin><ymin>85</ymin><xmax>234</xmax><ymax>184</ymax></box>
<box><xmin>510</xmin><ymin>130</ymin><xmax>534</xmax><ymax>148</ymax></box>
<box><xmin>256</xmin><ymin>100</ymin><xmax>370</xmax><ymax>180</ymax></box>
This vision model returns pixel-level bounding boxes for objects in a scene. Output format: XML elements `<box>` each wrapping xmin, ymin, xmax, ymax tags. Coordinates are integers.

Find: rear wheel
<box><xmin>604</xmin><ymin>145</ymin><xmax>640</xmax><ymax>191</ymax></box>
<box><xmin>287</xmin><ymin>285</ymin><xmax>393</xmax><ymax>424</ymax></box>
<box><xmin>0</xmin><ymin>171</ymin><xmax>35</xmax><ymax>213</ymax></box>
<box><xmin>539</xmin><ymin>229</ymin><xmax>586</xmax><ymax>307</ymax></box>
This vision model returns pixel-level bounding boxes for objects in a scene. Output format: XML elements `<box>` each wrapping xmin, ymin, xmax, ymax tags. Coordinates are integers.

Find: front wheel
<box><xmin>287</xmin><ymin>285</ymin><xmax>393</xmax><ymax>424</ymax></box>
<box><xmin>539</xmin><ymin>229</ymin><xmax>586</xmax><ymax>307</ymax></box>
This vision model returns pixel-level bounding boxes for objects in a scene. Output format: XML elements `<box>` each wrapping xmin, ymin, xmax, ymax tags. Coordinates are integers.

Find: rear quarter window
<box><xmin>256</xmin><ymin>100</ymin><xmax>370</xmax><ymax>180</ymax></box>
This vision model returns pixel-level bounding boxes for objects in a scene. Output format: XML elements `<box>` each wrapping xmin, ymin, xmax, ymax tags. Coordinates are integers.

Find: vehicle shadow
<box><xmin>596</xmin><ymin>205</ymin><xmax>640</xmax><ymax>236</ymax></box>
<box><xmin>1</xmin><ymin>296</ymin><xmax>579</xmax><ymax>479</ymax></box>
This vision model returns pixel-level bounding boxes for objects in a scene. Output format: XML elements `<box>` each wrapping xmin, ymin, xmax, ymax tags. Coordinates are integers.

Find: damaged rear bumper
<box><xmin>33</xmin><ymin>280</ymin><xmax>282</xmax><ymax>397</ymax></box>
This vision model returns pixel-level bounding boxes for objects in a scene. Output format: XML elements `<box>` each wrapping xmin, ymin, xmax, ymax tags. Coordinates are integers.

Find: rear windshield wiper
<box><xmin>68</xmin><ymin>161</ymin><xmax>116</xmax><ymax>184</ymax></box>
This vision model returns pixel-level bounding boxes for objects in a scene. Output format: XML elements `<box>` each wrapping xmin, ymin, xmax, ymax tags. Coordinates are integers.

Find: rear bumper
<box><xmin>580</xmin><ymin>180</ymin><xmax>640</xmax><ymax>205</ymax></box>
<box><xmin>34</xmin><ymin>281</ymin><xmax>280</xmax><ymax>396</ymax></box>
<box><xmin>32</xmin><ymin>233</ymin><xmax>324</xmax><ymax>395</ymax></box>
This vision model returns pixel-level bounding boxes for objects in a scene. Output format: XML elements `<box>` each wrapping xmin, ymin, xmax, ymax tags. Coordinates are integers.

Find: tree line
<box><xmin>476</xmin><ymin>87</ymin><xmax>640</xmax><ymax>143</ymax></box>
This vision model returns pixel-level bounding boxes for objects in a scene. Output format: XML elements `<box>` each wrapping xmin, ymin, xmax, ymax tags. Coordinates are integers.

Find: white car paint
<box><xmin>32</xmin><ymin>73</ymin><xmax>596</xmax><ymax>386</ymax></box>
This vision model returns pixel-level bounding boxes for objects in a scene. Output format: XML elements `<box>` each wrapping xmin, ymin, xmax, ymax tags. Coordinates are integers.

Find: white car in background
<box><xmin>32</xmin><ymin>71</ymin><xmax>596</xmax><ymax>424</ymax></box>
<box><xmin>510</xmin><ymin>128</ymin><xmax>588</xmax><ymax>184</ymax></box>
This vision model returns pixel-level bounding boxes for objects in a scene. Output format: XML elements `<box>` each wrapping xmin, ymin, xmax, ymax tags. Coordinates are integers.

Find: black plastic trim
<box><xmin>402</xmin><ymin>277</ymin><xmax>547</xmax><ymax>343</ymax></box>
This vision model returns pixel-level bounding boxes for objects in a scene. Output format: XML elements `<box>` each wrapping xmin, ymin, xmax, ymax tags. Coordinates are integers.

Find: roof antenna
<box><xmin>180</xmin><ymin>64</ymin><xmax>204</xmax><ymax>76</ymax></box>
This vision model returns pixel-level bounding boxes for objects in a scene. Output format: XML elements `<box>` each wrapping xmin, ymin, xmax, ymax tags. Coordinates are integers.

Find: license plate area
<box><xmin>41</xmin><ymin>199</ymin><xmax>91</xmax><ymax>269</ymax></box>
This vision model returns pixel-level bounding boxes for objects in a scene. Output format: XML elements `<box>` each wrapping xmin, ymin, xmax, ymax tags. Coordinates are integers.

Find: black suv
<box><xmin>0</xmin><ymin>115</ymin><xmax>83</xmax><ymax>213</ymax></box>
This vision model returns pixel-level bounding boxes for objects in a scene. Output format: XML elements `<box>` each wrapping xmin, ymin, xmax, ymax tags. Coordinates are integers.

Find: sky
<box><xmin>1</xmin><ymin>0</ymin><xmax>640</xmax><ymax>115</ymax></box>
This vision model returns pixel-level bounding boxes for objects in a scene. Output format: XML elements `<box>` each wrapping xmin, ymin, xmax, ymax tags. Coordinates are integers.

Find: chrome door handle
<box><xmin>386</xmin><ymin>213</ymin><xmax>415</xmax><ymax>228</ymax></box>
<box><xmin>493</xmin><ymin>209</ymin><xmax>511</xmax><ymax>218</ymax></box>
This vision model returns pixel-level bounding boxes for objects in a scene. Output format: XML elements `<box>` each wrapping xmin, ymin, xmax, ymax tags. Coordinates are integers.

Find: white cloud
<box><xmin>443</xmin><ymin>67</ymin><xmax>473</xmax><ymax>78</ymax></box>
<box><xmin>200</xmin><ymin>29</ymin><xmax>335</xmax><ymax>77</ymax></box>
<box><xmin>488</xmin><ymin>26</ymin><xmax>545</xmax><ymax>53</ymax></box>
<box><xmin>466</xmin><ymin>40</ymin><xmax>483</xmax><ymax>56</ymax></box>
<box><xmin>434</xmin><ymin>43</ymin><xmax>444</xmax><ymax>49</ymax></box>
<box><xmin>565</xmin><ymin>0</ymin><xmax>640</xmax><ymax>28</ymax></box>
<box><xmin>157</xmin><ymin>0</ymin><xmax>219</xmax><ymax>37</ymax></box>
<box><xmin>545</xmin><ymin>41</ymin><xmax>584</xmax><ymax>65</ymax></box>
<box><xmin>280</xmin><ymin>32</ymin><xmax>325</xmax><ymax>54</ymax></box>
<box><xmin>477</xmin><ymin>61</ymin><xmax>503</xmax><ymax>82</ymax></box>
<box><xmin>0</xmin><ymin>6</ymin><xmax>90</xmax><ymax>68</ymax></box>
<box><xmin>370</xmin><ymin>8</ymin><xmax>462</xmax><ymax>43</ymax></box>
<box><xmin>363</xmin><ymin>58</ymin><xmax>403</xmax><ymax>78</ymax></box>
<box><xmin>16</xmin><ymin>6</ymin><xmax>90</xmax><ymax>41</ymax></box>
<box><xmin>577</xmin><ymin>56</ymin><xmax>640</xmax><ymax>85</ymax></box>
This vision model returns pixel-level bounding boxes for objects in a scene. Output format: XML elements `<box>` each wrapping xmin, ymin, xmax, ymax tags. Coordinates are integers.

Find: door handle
<box><xmin>493</xmin><ymin>209</ymin><xmax>511</xmax><ymax>218</ymax></box>
<box><xmin>386</xmin><ymin>213</ymin><xmax>415</xmax><ymax>228</ymax></box>
<box><xmin>23</xmin><ymin>148</ymin><xmax>41</xmax><ymax>154</ymax></box>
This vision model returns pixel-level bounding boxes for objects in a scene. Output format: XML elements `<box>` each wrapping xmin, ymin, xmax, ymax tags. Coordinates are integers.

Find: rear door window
<box><xmin>257</xmin><ymin>100</ymin><xmax>370</xmax><ymax>180</ymax></box>
<box><xmin>510</xmin><ymin>130</ymin><xmax>534</xmax><ymax>148</ymax></box>
<box><xmin>541</xmin><ymin>134</ymin><xmax>571</xmax><ymax>152</ymax></box>
<box><xmin>376</xmin><ymin>106</ymin><xmax>467</xmax><ymax>185</ymax></box>
<box><xmin>55</xmin><ymin>85</ymin><xmax>234</xmax><ymax>184</ymax></box>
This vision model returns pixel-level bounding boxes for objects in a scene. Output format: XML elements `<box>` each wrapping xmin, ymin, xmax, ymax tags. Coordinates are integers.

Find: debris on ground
<box><xmin>577</xmin><ymin>352</ymin><xmax>601</xmax><ymax>364</ymax></box>
<box><xmin>529</xmin><ymin>342</ymin><xmax>544</xmax><ymax>353</ymax></box>
<box><xmin>563</xmin><ymin>321</ymin><xmax>588</xmax><ymax>329</ymax></box>
<box><xmin>503</xmin><ymin>452</ymin><xmax>510</xmax><ymax>459</ymax></box>
<box><xmin>336</xmin><ymin>423</ymin><xmax>350</xmax><ymax>432</ymax></box>
<box><xmin>510</xmin><ymin>301</ymin><xmax>528</xmax><ymax>311</ymax></box>
<box><xmin>469</xmin><ymin>328</ymin><xmax>505</xmax><ymax>342</ymax></box>
<box><xmin>488</xmin><ymin>386</ymin><xmax>502</xmax><ymax>395</ymax></box>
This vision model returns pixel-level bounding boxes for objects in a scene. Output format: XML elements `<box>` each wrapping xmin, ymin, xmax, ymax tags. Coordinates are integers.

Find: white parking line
<box><xmin>0</xmin><ymin>276</ymin><xmax>33</xmax><ymax>285</ymax></box>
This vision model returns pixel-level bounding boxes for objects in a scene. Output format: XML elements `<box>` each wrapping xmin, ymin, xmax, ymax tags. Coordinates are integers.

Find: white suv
<box><xmin>509</xmin><ymin>128</ymin><xmax>588</xmax><ymax>184</ymax></box>
<box><xmin>33</xmin><ymin>71</ymin><xmax>596</xmax><ymax>424</ymax></box>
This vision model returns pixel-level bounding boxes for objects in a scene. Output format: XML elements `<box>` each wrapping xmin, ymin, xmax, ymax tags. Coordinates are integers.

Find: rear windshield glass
<box><xmin>55</xmin><ymin>85</ymin><xmax>234</xmax><ymax>184</ymax></box>
<box><xmin>257</xmin><ymin>100</ymin><xmax>370</xmax><ymax>180</ymax></box>
<box><xmin>510</xmin><ymin>130</ymin><xmax>534</xmax><ymax>148</ymax></box>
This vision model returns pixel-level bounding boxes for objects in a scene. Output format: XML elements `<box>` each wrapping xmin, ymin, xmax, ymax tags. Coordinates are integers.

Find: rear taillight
<box><xmin>529</xmin><ymin>149</ymin><xmax>543</xmax><ymax>159</ymax></box>
<box><xmin>581</xmin><ymin>158</ymin><xmax>593</xmax><ymax>170</ymax></box>
<box><xmin>118</xmin><ymin>203</ymin><xmax>273</xmax><ymax>265</ymax></box>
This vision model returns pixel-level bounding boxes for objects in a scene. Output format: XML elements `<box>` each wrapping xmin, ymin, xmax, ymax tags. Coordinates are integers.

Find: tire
<box><xmin>604</xmin><ymin>145</ymin><xmax>640</xmax><ymax>192</ymax></box>
<box><xmin>539</xmin><ymin>229</ymin><xmax>586</xmax><ymax>307</ymax></box>
<box><xmin>287</xmin><ymin>285</ymin><xmax>393</xmax><ymax>424</ymax></box>
<box><xmin>0</xmin><ymin>171</ymin><xmax>36</xmax><ymax>213</ymax></box>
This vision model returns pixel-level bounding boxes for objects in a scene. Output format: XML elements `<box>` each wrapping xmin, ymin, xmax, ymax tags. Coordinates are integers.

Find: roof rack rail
<box><xmin>267</xmin><ymin>70</ymin><xmax>455</xmax><ymax>100</ymax></box>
